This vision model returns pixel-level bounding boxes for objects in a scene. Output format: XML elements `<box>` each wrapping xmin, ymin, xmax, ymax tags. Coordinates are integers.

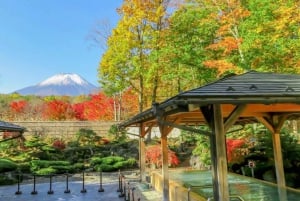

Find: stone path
<box><xmin>0</xmin><ymin>171</ymin><xmax>141</xmax><ymax>201</ymax></box>
<box><xmin>0</xmin><ymin>182</ymin><xmax>124</xmax><ymax>201</ymax></box>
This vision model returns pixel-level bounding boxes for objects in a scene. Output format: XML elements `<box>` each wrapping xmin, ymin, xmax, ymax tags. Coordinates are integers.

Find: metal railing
<box><xmin>0</xmin><ymin>169</ymin><xmax>139</xmax><ymax>197</ymax></box>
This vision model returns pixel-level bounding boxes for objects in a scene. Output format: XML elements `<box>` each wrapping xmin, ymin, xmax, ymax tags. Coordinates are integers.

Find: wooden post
<box><xmin>139</xmin><ymin>135</ymin><xmax>146</xmax><ymax>182</ymax></box>
<box><xmin>257</xmin><ymin>115</ymin><xmax>287</xmax><ymax>201</ymax></box>
<box><xmin>272</xmin><ymin>131</ymin><xmax>287</xmax><ymax>201</ymax></box>
<box><xmin>161</xmin><ymin>133</ymin><xmax>169</xmax><ymax>201</ymax></box>
<box><xmin>209</xmin><ymin>126</ymin><xmax>219</xmax><ymax>201</ymax></box>
<box><xmin>212</xmin><ymin>104</ymin><xmax>229</xmax><ymax>201</ymax></box>
<box><xmin>153</xmin><ymin>102</ymin><xmax>170</xmax><ymax>201</ymax></box>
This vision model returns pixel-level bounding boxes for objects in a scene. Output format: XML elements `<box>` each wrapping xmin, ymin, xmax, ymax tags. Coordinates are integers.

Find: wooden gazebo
<box><xmin>119</xmin><ymin>71</ymin><xmax>300</xmax><ymax>201</ymax></box>
<box><xmin>0</xmin><ymin>121</ymin><xmax>25</xmax><ymax>142</ymax></box>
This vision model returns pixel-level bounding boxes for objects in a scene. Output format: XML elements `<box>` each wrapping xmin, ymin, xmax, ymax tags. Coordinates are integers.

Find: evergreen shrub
<box><xmin>35</xmin><ymin>167</ymin><xmax>57</xmax><ymax>175</ymax></box>
<box><xmin>0</xmin><ymin>158</ymin><xmax>17</xmax><ymax>172</ymax></box>
<box><xmin>30</xmin><ymin>160</ymin><xmax>72</xmax><ymax>174</ymax></box>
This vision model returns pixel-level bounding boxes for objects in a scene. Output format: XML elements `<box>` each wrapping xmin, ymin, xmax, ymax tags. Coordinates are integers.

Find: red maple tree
<box><xmin>72</xmin><ymin>103</ymin><xmax>85</xmax><ymax>120</ymax></box>
<box><xmin>226</xmin><ymin>138</ymin><xmax>246</xmax><ymax>163</ymax></box>
<box><xmin>10</xmin><ymin>100</ymin><xmax>28</xmax><ymax>113</ymax></box>
<box><xmin>83</xmin><ymin>93</ymin><xmax>114</xmax><ymax>120</ymax></box>
<box><xmin>43</xmin><ymin>99</ymin><xmax>74</xmax><ymax>120</ymax></box>
<box><xmin>145</xmin><ymin>145</ymin><xmax>180</xmax><ymax>168</ymax></box>
<box><xmin>52</xmin><ymin>139</ymin><xmax>66</xmax><ymax>150</ymax></box>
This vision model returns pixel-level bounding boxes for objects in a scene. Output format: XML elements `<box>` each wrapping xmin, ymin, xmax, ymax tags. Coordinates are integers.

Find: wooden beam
<box><xmin>139</xmin><ymin>124</ymin><xmax>146</xmax><ymax>182</ymax></box>
<box><xmin>142</xmin><ymin>123</ymin><xmax>154</xmax><ymax>138</ymax></box>
<box><xmin>256</xmin><ymin>116</ymin><xmax>275</xmax><ymax>133</ymax></box>
<box><xmin>207</xmin><ymin>104</ymin><xmax>229</xmax><ymax>201</ymax></box>
<box><xmin>164</xmin><ymin>118</ymin><xmax>179</xmax><ymax>135</ymax></box>
<box><xmin>161</xmin><ymin>120</ymin><xmax>211</xmax><ymax>136</ymax></box>
<box><xmin>161</xmin><ymin>133</ymin><xmax>169</xmax><ymax>201</ymax></box>
<box><xmin>213</xmin><ymin>104</ymin><xmax>229</xmax><ymax>201</ymax></box>
<box><xmin>200</xmin><ymin>105</ymin><xmax>213</xmax><ymax>126</ymax></box>
<box><xmin>257</xmin><ymin>114</ymin><xmax>287</xmax><ymax>200</ymax></box>
<box><xmin>272</xmin><ymin>115</ymin><xmax>287</xmax><ymax>201</ymax></box>
<box><xmin>224</xmin><ymin>104</ymin><xmax>247</xmax><ymax>132</ymax></box>
<box><xmin>153</xmin><ymin>102</ymin><xmax>169</xmax><ymax>201</ymax></box>
<box><xmin>272</xmin><ymin>131</ymin><xmax>287</xmax><ymax>201</ymax></box>
<box><xmin>274</xmin><ymin>115</ymin><xmax>288</xmax><ymax>133</ymax></box>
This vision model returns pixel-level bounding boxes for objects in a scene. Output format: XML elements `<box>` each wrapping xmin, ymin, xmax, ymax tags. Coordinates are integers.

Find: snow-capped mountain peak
<box><xmin>14</xmin><ymin>73</ymin><xmax>99</xmax><ymax>96</ymax></box>
<box><xmin>38</xmin><ymin>73</ymin><xmax>88</xmax><ymax>86</ymax></box>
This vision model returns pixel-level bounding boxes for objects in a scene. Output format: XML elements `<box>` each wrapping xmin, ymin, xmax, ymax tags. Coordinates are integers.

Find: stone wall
<box><xmin>11</xmin><ymin>121</ymin><xmax>117</xmax><ymax>138</ymax></box>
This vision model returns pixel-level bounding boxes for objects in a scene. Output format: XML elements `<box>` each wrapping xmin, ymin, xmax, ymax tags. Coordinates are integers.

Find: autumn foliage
<box><xmin>10</xmin><ymin>100</ymin><xmax>27</xmax><ymax>113</ymax></box>
<box><xmin>3</xmin><ymin>90</ymin><xmax>138</xmax><ymax>121</ymax></box>
<box><xmin>52</xmin><ymin>139</ymin><xmax>66</xmax><ymax>150</ymax></box>
<box><xmin>226</xmin><ymin>138</ymin><xmax>246</xmax><ymax>163</ymax></box>
<box><xmin>83</xmin><ymin>93</ymin><xmax>114</xmax><ymax>120</ymax></box>
<box><xmin>145</xmin><ymin>145</ymin><xmax>180</xmax><ymax>168</ymax></box>
<box><xmin>43</xmin><ymin>99</ymin><xmax>74</xmax><ymax>120</ymax></box>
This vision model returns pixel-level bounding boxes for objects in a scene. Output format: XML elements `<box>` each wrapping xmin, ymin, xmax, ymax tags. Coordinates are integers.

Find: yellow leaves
<box><xmin>213</xmin><ymin>0</ymin><xmax>250</xmax><ymax>37</ymax></box>
<box><xmin>271</xmin><ymin>3</ymin><xmax>300</xmax><ymax>38</ymax></box>
<box><xmin>119</xmin><ymin>0</ymin><xmax>167</xmax><ymax>24</ymax></box>
<box><xmin>207</xmin><ymin>36</ymin><xmax>241</xmax><ymax>55</ymax></box>
<box><xmin>203</xmin><ymin>60</ymin><xmax>239</xmax><ymax>76</ymax></box>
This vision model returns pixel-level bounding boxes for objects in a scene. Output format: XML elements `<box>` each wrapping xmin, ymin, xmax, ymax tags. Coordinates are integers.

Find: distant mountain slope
<box><xmin>15</xmin><ymin>73</ymin><xmax>99</xmax><ymax>96</ymax></box>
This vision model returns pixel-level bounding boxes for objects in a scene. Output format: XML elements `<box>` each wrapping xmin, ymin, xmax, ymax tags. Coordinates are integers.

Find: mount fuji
<box><xmin>14</xmin><ymin>73</ymin><xmax>99</xmax><ymax>96</ymax></box>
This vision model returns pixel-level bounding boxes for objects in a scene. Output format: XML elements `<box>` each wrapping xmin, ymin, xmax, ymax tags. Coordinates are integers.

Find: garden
<box><xmin>1</xmin><ymin>122</ymin><xmax>300</xmax><ymax>190</ymax></box>
<box><xmin>0</xmin><ymin>127</ymin><xmax>139</xmax><ymax>185</ymax></box>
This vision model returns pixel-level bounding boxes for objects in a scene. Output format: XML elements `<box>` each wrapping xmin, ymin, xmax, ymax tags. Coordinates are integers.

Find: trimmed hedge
<box><xmin>102</xmin><ymin>156</ymin><xmax>124</xmax><ymax>165</ymax></box>
<box><xmin>91</xmin><ymin>156</ymin><xmax>137</xmax><ymax>172</ymax></box>
<box><xmin>35</xmin><ymin>167</ymin><xmax>57</xmax><ymax>175</ymax></box>
<box><xmin>31</xmin><ymin>160</ymin><xmax>70</xmax><ymax>169</ymax></box>
<box><xmin>30</xmin><ymin>160</ymin><xmax>74</xmax><ymax>174</ymax></box>
<box><xmin>0</xmin><ymin>158</ymin><xmax>18</xmax><ymax>173</ymax></box>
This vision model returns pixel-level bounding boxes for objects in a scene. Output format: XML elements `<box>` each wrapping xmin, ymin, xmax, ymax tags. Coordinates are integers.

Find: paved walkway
<box><xmin>0</xmin><ymin>182</ymin><xmax>125</xmax><ymax>201</ymax></box>
<box><xmin>0</xmin><ymin>171</ymin><xmax>163</xmax><ymax>201</ymax></box>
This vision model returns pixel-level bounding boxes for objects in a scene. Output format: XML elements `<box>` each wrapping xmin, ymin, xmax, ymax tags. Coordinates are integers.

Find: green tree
<box><xmin>160</xmin><ymin>3</ymin><xmax>220</xmax><ymax>93</ymax></box>
<box><xmin>99</xmin><ymin>0</ymin><xmax>172</xmax><ymax>111</ymax></box>
<box><xmin>240</xmin><ymin>0</ymin><xmax>300</xmax><ymax>72</ymax></box>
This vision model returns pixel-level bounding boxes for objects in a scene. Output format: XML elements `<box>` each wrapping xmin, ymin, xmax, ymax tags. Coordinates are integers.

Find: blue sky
<box><xmin>0</xmin><ymin>0</ymin><xmax>123</xmax><ymax>94</ymax></box>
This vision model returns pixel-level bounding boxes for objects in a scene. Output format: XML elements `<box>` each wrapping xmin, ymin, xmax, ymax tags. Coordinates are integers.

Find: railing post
<box><xmin>64</xmin><ymin>172</ymin><xmax>71</xmax><ymax>193</ymax></box>
<box><xmin>127</xmin><ymin>182</ymin><xmax>130</xmax><ymax>201</ymax></box>
<box><xmin>131</xmin><ymin>187</ymin><xmax>135</xmax><ymax>201</ymax></box>
<box><xmin>98</xmin><ymin>169</ymin><xmax>104</xmax><ymax>192</ymax></box>
<box><xmin>31</xmin><ymin>174</ymin><xmax>38</xmax><ymax>195</ymax></box>
<box><xmin>15</xmin><ymin>171</ymin><xmax>22</xmax><ymax>195</ymax></box>
<box><xmin>47</xmin><ymin>174</ymin><xmax>54</xmax><ymax>194</ymax></box>
<box><xmin>117</xmin><ymin>169</ymin><xmax>122</xmax><ymax>192</ymax></box>
<box><xmin>119</xmin><ymin>174</ymin><xmax>125</xmax><ymax>197</ymax></box>
<box><xmin>80</xmin><ymin>170</ymin><xmax>87</xmax><ymax>193</ymax></box>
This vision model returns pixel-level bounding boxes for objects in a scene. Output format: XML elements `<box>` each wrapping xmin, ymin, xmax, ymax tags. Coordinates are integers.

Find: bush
<box><xmin>102</xmin><ymin>156</ymin><xmax>124</xmax><ymax>165</ymax></box>
<box><xmin>51</xmin><ymin>165</ymin><xmax>75</xmax><ymax>174</ymax></box>
<box><xmin>0</xmin><ymin>175</ymin><xmax>17</xmax><ymax>185</ymax></box>
<box><xmin>30</xmin><ymin>160</ymin><xmax>72</xmax><ymax>174</ymax></box>
<box><xmin>35</xmin><ymin>167</ymin><xmax>57</xmax><ymax>175</ymax></box>
<box><xmin>126</xmin><ymin>158</ymin><xmax>136</xmax><ymax>167</ymax></box>
<box><xmin>31</xmin><ymin>160</ymin><xmax>70</xmax><ymax>168</ymax></box>
<box><xmin>96</xmin><ymin>164</ymin><xmax>115</xmax><ymax>172</ymax></box>
<box><xmin>113</xmin><ymin>161</ymin><xmax>126</xmax><ymax>170</ymax></box>
<box><xmin>90</xmin><ymin>157</ymin><xmax>103</xmax><ymax>166</ymax></box>
<box><xmin>73</xmin><ymin>163</ymin><xmax>85</xmax><ymax>171</ymax></box>
<box><xmin>0</xmin><ymin>158</ymin><xmax>17</xmax><ymax>173</ymax></box>
<box><xmin>93</xmin><ymin>156</ymin><xmax>137</xmax><ymax>172</ymax></box>
<box><xmin>17</xmin><ymin>162</ymin><xmax>31</xmax><ymax>173</ymax></box>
